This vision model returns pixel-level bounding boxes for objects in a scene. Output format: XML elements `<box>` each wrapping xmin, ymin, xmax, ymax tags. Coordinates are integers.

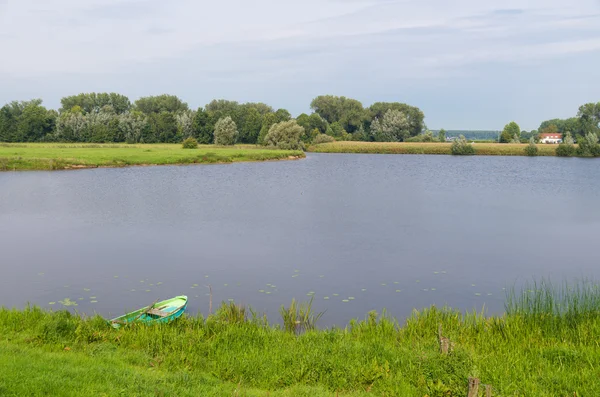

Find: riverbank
<box><xmin>0</xmin><ymin>283</ymin><xmax>596</xmax><ymax>396</ymax></box>
<box><xmin>0</xmin><ymin>143</ymin><xmax>304</xmax><ymax>171</ymax></box>
<box><xmin>307</xmin><ymin>141</ymin><xmax>560</xmax><ymax>156</ymax></box>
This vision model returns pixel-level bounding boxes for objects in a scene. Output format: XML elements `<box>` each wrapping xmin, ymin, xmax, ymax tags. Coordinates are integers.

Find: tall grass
<box><xmin>1</xmin><ymin>287</ymin><xmax>599</xmax><ymax>396</ymax></box>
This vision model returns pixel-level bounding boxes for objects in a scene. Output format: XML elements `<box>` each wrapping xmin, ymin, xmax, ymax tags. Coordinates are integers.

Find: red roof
<box><xmin>539</xmin><ymin>133</ymin><xmax>562</xmax><ymax>139</ymax></box>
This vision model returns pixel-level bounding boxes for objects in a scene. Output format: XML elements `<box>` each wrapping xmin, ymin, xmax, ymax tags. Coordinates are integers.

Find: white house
<box><xmin>539</xmin><ymin>133</ymin><xmax>563</xmax><ymax>144</ymax></box>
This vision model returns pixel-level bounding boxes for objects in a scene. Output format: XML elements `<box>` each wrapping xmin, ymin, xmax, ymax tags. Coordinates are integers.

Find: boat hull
<box><xmin>109</xmin><ymin>295</ymin><xmax>188</xmax><ymax>328</ymax></box>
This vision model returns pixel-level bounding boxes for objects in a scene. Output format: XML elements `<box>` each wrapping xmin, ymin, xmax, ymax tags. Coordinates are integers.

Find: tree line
<box><xmin>498</xmin><ymin>102</ymin><xmax>600</xmax><ymax>144</ymax></box>
<box><xmin>0</xmin><ymin>93</ymin><xmax>426</xmax><ymax>145</ymax></box>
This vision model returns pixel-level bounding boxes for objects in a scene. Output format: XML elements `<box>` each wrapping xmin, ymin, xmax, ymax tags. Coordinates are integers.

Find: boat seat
<box><xmin>146</xmin><ymin>308</ymin><xmax>170</xmax><ymax>317</ymax></box>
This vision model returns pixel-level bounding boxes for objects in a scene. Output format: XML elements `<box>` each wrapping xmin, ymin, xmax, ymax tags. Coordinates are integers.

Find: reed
<box><xmin>0</xmin><ymin>285</ymin><xmax>598</xmax><ymax>396</ymax></box>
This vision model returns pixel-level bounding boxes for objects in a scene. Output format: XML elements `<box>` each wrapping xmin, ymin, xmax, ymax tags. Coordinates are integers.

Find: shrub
<box><xmin>451</xmin><ymin>135</ymin><xmax>475</xmax><ymax>155</ymax></box>
<box><xmin>524</xmin><ymin>137</ymin><xmax>538</xmax><ymax>156</ymax></box>
<box><xmin>556</xmin><ymin>132</ymin><xmax>576</xmax><ymax>157</ymax></box>
<box><xmin>264</xmin><ymin>120</ymin><xmax>305</xmax><ymax>150</ymax></box>
<box><xmin>182</xmin><ymin>137</ymin><xmax>198</xmax><ymax>149</ymax></box>
<box><xmin>576</xmin><ymin>132</ymin><xmax>600</xmax><ymax>157</ymax></box>
<box><xmin>213</xmin><ymin>116</ymin><xmax>238</xmax><ymax>146</ymax></box>
<box><xmin>313</xmin><ymin>134</ymin><xmax>335</xmax><ymax>144</ymax></box>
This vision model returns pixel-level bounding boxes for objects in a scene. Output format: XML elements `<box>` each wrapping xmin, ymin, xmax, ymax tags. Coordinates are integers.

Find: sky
<box><xmin>0</xmin><ymin>0</ymin><xmax>599</xmax><ymax>130</ymax></box>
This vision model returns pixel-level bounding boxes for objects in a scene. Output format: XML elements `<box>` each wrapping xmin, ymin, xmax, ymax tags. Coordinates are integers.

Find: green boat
<box><xmin>109</xmin><ymin>295</ymin><xmax>188</xmax><ymax>328</ymax></box>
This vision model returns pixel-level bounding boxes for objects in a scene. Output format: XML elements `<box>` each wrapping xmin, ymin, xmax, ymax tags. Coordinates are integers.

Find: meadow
<box><xmin>0</xmin><ymin>143</ymin><xmax>304</xmax><ymax>171</ymax></box>
<box><xmin>308</xmin><ymin>141</ymin><xmax>560</xmax><ymax>156</ymax></box>
<box><xmin>0</xmin><ymin>281</ymin><xmax>597</xmax><ymax>396</ymax></box>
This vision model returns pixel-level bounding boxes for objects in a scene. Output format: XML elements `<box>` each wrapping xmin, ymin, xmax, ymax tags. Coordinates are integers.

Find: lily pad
<box><xmin>342</xmin><ymin>299</ymin><xmax>349</xmax><ymax>302</ymax></box>
<box><xmin>48</xmin><ymin>302</ymin><xmax>55</xmax><ymax>305</ymax></box>
<box><xmin>83</xmin><ymin>288</ymin><xmax>91</xmax><ymax>292</ymax></box>
<box><xmin>90</xmin><ymin>300</ymin><xmax>98</xmax><ymax>303</ymax></box>
<box><xmin>58</xmin><ymin>298</ymin><xmax>77</xmax><ymax>307</ymax></box>
<box><xmin>324</xmin><ymin>297</ymin><xmax>330</xmax><ymax>300</ymax></box>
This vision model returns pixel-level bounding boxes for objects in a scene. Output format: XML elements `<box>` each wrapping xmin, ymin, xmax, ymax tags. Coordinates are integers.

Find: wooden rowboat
<box><xmin>109</xmin><ymin>295</ymin><xmax>188</xmax><ymax>328</ymax></box>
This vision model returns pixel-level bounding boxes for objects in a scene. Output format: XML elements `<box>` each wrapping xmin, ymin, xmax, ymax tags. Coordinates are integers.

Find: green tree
<box><xmin>577</xmin><ymin>102</ymin><xmax>600</xmax><ymax>135</ymax></box>
<box><xmin>238</xmin><ymin>107</ymin><xmax>263</xmax><ymax>144</ymax></box>
<box><xmin>258</xmin><ymin>113</ymin><xmax>277</xmax><ymax>145</ymax></box>
<box><xmin>275</xmin><ymin>109</ymin><xmax>291</xmax><ymax>123</ymax></box>
<box><xmin>438</xmin><ymin>129</ymin><xmax>446</xmax><ymax>142</ymax></box>
<box><xmin>145</xmin><ymin>112</ymin><xmax>179</xmax><ymax>143</ymax></box>
<box><xmin>310</xmin><ymin>95</ymin><xmax>366</xmax><ymax>133</ymax></box>
<box><xmin>556</xmin><ymin>132</ymin><xmax>576</xmax><ymax>157</ymax></box>
<box><xmin>500</xmin><ymin>122</ymin><xmax>521</xmax><ymax>143</ymax></box>
<box><xmin>134</xmin><ymin>95</ymin><xmax>189</xmax><ymax>114</ymax></box>
<box><xmin>370</xmin><ymin>109</ymin><xmax>410</xmax><ymax>142</ymax></box>
<box><xmin>368</xmin><ymin>102</ymin><xmax>425</xmax><ymax>137</ymax></box>
<box><xmin>264</xmin><ymin>120</ymin><xmax>305</xmax><ymax>150</ymax></box>
<box><xmin>192</xmin><ymin>108</ymin><xmax>214</xmax><ymax>144</ymax></box>
<box><xmin>214</xmin><ymin>116</ymin><xmax>238</xmax><ymax>145</ymax></box>
<box><xmin>176</xmin><ymin>110</ymin><xmax>196</xmax><ymax>140</ymax></box>
<box><xmin>14</xmin><ymin>100</ymin><xmax>55</xmax><ymax>142</ymax></box>
<box><xmin>451</xmin><ymin>135</ymin><xmax>475</xmax><ymax>155</ymax></box>
<box><xmin>119</xmin><ymin>111</ymin><xmax>148</xmax><ymax>144</ymax></box>
<box><xmin>59</xmin><ymin>93</ymin><xmax>131</xmax><ymax>114</ymax></box>
<box><xmin>577</xmin><ymin>132</ymin><xmax>600</xmax><ymax>157</ymax></box>
<box><xmin>524</xmin><ymin>137</ymin><xmax>538</xmax><ymax>156</ymax></box>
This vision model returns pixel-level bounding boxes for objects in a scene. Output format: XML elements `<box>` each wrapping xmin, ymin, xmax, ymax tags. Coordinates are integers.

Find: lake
<box><xmin>1</xmin><ymin>153</ymin><xmax>599</xmax><ymax>326</ymax></box>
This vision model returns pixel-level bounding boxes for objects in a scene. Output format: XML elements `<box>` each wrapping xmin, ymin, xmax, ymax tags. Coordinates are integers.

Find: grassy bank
<box><xmin>1</xmin><ymin>282</ymin><xmax>598</xmax><ymax>396</ymax></box>
<box><xmin>308</xmin><ymin>141</ymin><xmax>560</xmax><ymax>156</ymax></box>
<box><xmin>0</xmin><ymin>143</ymin><xmax>304</xmax><ymax>171</ymax></box>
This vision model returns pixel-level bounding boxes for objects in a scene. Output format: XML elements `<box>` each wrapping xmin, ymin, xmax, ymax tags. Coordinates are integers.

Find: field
<box><xmin>0</xmin><ymin>282</ymin><xmax>598</xmax><ymax>396</ymax></box>
<box><xmin>0</xmin><ymin>143</ymin><xmax>304</xmax><ymax>171</ymax></box>
<box><xmin>308</xmin><ymin>141</ymin><xmax>560</xmax><ymax>156</ymax></box>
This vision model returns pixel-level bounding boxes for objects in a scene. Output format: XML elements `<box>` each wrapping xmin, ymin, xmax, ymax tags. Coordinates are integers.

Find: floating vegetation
<box><xmin>149</xmin><ymin>284</ymin><xmax>154</xmax><ymax>286</ymax></box>
<box><xmin>431</xmin><ymin>288</ymin><xmax>437</xmax><ymax>291</ymax></box>
<box><xmin>319</xmin><ymin>275</ymin><xmax>324</xmax><ymax>278</ymax></box>
<box><xmin>434</xmin><ymin>272</ymin><xmax>439</xmax><ymax>274</ymax></box>
<box><xmin>292</xmin><ymin>275</ymin><xmax>299</xmax><ymax>278</ymax></box>
<box><xmin>423</xmin><ymin>289</ymin><xmax>429</xmax><ymax>292</ymax></box>
<box><xmin>415</xmin><ymin>280</ymin><xmax>420</xmax><ymax>283</ymax></box>
<box><xmin>59</xmin><ymin>298</ymin><xmax>77</xmax><ymax>307</ymax></box>
<box><xmin>324</xmin><ymin>297</ymin><xmax>329</xmax><ymax>300</ymax></box>
<box><xmin>487</xmin><ymin>293</ymin><xmax>493</xmax><ymax>296</ymax></box>
<box><xmin>348</xmin><ymin>297</ymin><xmax>355</xmax><ymax>300</ymax></box>
<box><xmin>393</xmin><ymin>282</ymin><xmax>399</xmax><ymax>284</ymax></box>
<box><xmin>259</xmin><ymin>290</ymin><xmax>265</xmax><ymax>293</ymax></box>
<box><xmin>224</xmin><ymin>284</ymin><xmax>228</xmax><ymax>287</ymax></box>
<box><xmin>38</xmin><ymin>273</ymin><xmax>44</xmax><ymax>276</ymax></box>
<box><xmin>78</xmin><ymin>298</ymin><xmax>84</xmax><ymax>301</ymax></box>
<box><xmin>114</xmin><ymin>276</ymin><xmax>119</xmax><ymax>278</ymax></box>
<box><xmin>130</xmin><ymin>289</ymin><xmax>136</xmax><ymax>292</ymax></box>
<box><xmin>361</xmin><ymin>288</ymin><xmax>367</xmax><ymax>292</ymax></box>
<box><xmin>266</xmin><ymin>292</ymin><xmax>272</xmax><ymax>295</ymax></box>
<box><xmin>156</xmin><ymin>282</ymin><xmax>163</xmax><ymax>285</ymax></box>
<box><xmin>475</xmin><ymin>293</ymin><xmax>482</xmax><ymax>296</ymax></box>
<box><xmin>294</xmin><ymin>269</ymin><xmax>299</xmax><ymax>273</ymax></box>
<box><xmin>193</xmin><ymin>284</ymin><xmax>198</xmax><ymax>287</ymax></box>
<box><xmin>145</xmin><ymin>289</ymin><xmax>151</xmax><ymax>292</ymax></box>
<box><xmin>332</xmin><ymin>293</ymin><xmax>339</xmax><ymax>297</ymax></box>
<box><xmin>342</xmin><ymin>299</ymin><xmax>349</xmax><ymax>302</ymax></box>
<box><xmin>90</xmin><ymin>300</ymin><xmax>98</xmax><ymax>303</ymax></box>
<box><xmin>83</xmin><ymin>288</ymin><xmax>91</xmax><ymax>292</ymax></box>
<box><xmin>89</xmin><ymin>296</ymin><xmax>96</xmax><ymax>299</ymax></box>
<box><xmin>139</xmin><ymin>280</ymin><xmax>144</xmax><ymax>283</ymax></box>
<box><xmin>471</xmin><ymin>284</ymin><xmax>476</xmax><ymax>287</ymax></box>
<box><xmin>441</xmin><ymin>271</ymin><xmax>447</xmax><ymax>274</ymax></box>
<box><xmin>271</xmin><ymin>285</ymin><xmax>277</xmax><ymax>288</ymax></box>
<box><xmin>48</xmin><ymin>302</ymin><xmax>55</xmax><ymax>305</ymax></box>
<box><xmin>205</xmin><ymin>275</ymin><xmax>209</xmax><ymax>278</ymax></box>
<box><xmin>396</xmin><ymin>290</ymin><xmax>402</xmax><ymax>293</ymax></box>
<box><xmin>381</xmin><ymin>283</ymin><xmax>387</xmax><ymax>286</ymax></box>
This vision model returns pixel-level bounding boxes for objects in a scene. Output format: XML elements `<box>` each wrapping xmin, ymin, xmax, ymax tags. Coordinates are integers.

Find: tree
<box><xmin>310</xmin><ymin>95</ymin><xmax>367</xmax><ymax>133</ymax></box>
<box><xmin>14</xmin><ymin>101</ymin><xmax>55</xmax><ymax>142</ymax></box>
<box><xmin>500</xmin><ymin>122</ymin><xmax>521</xmax><ymax>143</ymax></box>
<box><xmin>134</xmin><ymin>95</ymin><xmax>189</xmax><ymax>114</ymax></box>
<box><xmin>176</xmin><ymin>110</ymin><xmax>196</xmax><ymax>140</ymax></box>
<box><xmin>119</xmin><ymin>111</ymin><xmax>148</xmax><ymax>144</ymax></box>
<box><xmin>577</xmin><ymin>132</ymin><xmax>600</xmax><ymax>157</ymax></box>
<box><xmin>451</xmin><ymin>135</ymin><xmax>475</xmax><ymax>155</ymax></box>
<box><xmin>510</xmin><ymin>133</ymin><xmax>521</xmax><ymax>144</ymax></box>
<box><xmin>577</xmin><ymin>102</ymin><xmax>600</xmax><ymax>135</ymax></box>
<box><xmin>145</xmin><ymin>112</ymin><xmax>179</xmax><ymax>143</ymax></box>
<box><xmin>258</xmin><ymin>113</ymin><xmax>277</xmax><ymax>145</ymax></box>
<box><xmin>237</xmin><ymin>106</ymin><xmax>262</xmax><ymax>144</ymax></box>
<box><xmin>275</xmin><ymin>109</ymin><xmax>291</xmax><ymax>123</ymax></box>
<box><xmin>264</xmin><ymin>120</ymin><xmax>305</xmax><ymax>150</ymax></box>
<box><xmin>214</xmin><ymin>116</ymin><xmax>238</xmax><ymax>145</ymax></box>
<box><xmin>182</xmin><ymin>137</ymin><xmax>198</xmax><ymax>149</ymax></box>
<box><xmin>438</xmin><ymin>129</ymin><xmax>446</xmax><ymax>142</ymax></box>
<box><xmin>556</xmin><ymin>132</ymin><xmax>576</xmax><ymax>157</ymax></box>
<box><xmin>192</xmin><ymin>108</ymin><xmax>214</xmax><ymax>144</ymax></box>
<box><xmin>59</xmin><ymin>93</ymin><xmax>131</xmax><ymax>114</ymax></box>
<box><xmin>524</xmin><ymin>137</ymin><xmax>538</xmax><ymax>156</ymax></box>
<box><xmin>370</xmin><ymin>109</ymin><xmax>410</xmax><ymax>142</ymax></box>
<box><xmin>369</xmin><ymin>102</ymin><xmax>425</xmax><ymax>137</ymax></box>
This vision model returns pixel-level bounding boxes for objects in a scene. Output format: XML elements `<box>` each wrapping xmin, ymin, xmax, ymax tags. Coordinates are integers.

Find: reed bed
<box><xmin>0</xmin><ymin>284</ymin><xmax>598</xmax><ymax>396</ymax></box>
<box><xmin>308</xmin><ymin>141</ymin><xmax>560</xmax><ymax>156</ymax></box>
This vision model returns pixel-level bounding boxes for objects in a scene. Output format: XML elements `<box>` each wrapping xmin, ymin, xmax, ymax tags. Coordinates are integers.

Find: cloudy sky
<box><xmin>1</xmin><ymin>0</ymin><xmax>599</xmax><ymax>130</ymax></box>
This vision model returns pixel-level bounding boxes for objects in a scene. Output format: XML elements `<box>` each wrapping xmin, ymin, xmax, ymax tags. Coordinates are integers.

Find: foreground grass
<box><xmin>308</xmin><ymin>141</ymin><xmax>560</xmax><ymax>156</ymax></box>
<box><xmin>0</xmin><ymin>143</ymin><xmax>304</xmax><ymax>171</ymax></box>
<box><xmin>1</xmin><ymin>282</ymin><xmax>598</xmax><ymax>396</ymax></box>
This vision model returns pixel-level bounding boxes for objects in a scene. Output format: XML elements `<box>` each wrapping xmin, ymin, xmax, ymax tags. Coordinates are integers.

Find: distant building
<box><xmin>539</xmin><ymin>133</ymin><xmax>563</xmax><ymax>144</ymax></box>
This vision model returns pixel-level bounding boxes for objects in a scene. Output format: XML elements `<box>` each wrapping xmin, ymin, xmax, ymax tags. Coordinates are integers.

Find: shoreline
<box><xmin>0</xmin><ymin>143</ymin><xmax>305</xmax><ymax>172</ymax></box>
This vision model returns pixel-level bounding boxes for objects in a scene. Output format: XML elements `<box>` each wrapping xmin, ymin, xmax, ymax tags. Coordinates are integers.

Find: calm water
<box><xmin>1</xmin><ymin>154</ymin><xmax>599</xmax><ymax>326</ymax></box>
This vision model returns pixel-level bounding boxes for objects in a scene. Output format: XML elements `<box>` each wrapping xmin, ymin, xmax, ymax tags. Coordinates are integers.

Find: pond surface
<box><xmin>1</xmin><ymin>154</ymin><xmax>599</xmax><ymax>326</ymax></box>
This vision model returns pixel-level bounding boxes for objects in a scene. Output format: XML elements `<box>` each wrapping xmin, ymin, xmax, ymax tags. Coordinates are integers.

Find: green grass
<box><xmin>0</xmin><ymin>143</ymin><xmax>304</xmax><ymax>171</ymax></box>
<box><xmin>308</xmin><ymin>141</ymin><xmax>561</xmax><ymax>156</ymax></box>
<box><xmin>1</xmin><ymin>283</ymin><xmax>598</xmax><ymax>396</ymax></box>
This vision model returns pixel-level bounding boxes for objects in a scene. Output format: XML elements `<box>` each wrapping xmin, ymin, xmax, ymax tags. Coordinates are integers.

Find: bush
<box><xmin>264</xmin><ymin>120</ymin><xmax>305</xmax><ymax>150</ymax></box>
<box><xmin>213</xmin><ymin>116</ymin><xmax>238</xmax><ymax>146</ymax></box>
<box><xmin>524</xmin><ymin>137</ymin><xmax>538</xmax><ymax>156</ymax></box>
<box><xmin>182</xmin><ymin>137</ymin><xmax>198</xmax><ymax>149</ymax></box>
<box><xmin>556</xmin><ymin>132</ymin><xmax>576</xmax><ymax>157</ymax></box>
<box><xmin>576</xmin><ymin>132</ymin><xmax>600</xmax><ymax>157</ymax></box>
<box><xmin>451</xmin><ymin>135</ymin><xmax>475</xmax><ymax>155</ymax></box>
<box><xmin>313</xmin><ymin>134</ymin><xmax>335</xmax><ymax>144</ymax></box>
